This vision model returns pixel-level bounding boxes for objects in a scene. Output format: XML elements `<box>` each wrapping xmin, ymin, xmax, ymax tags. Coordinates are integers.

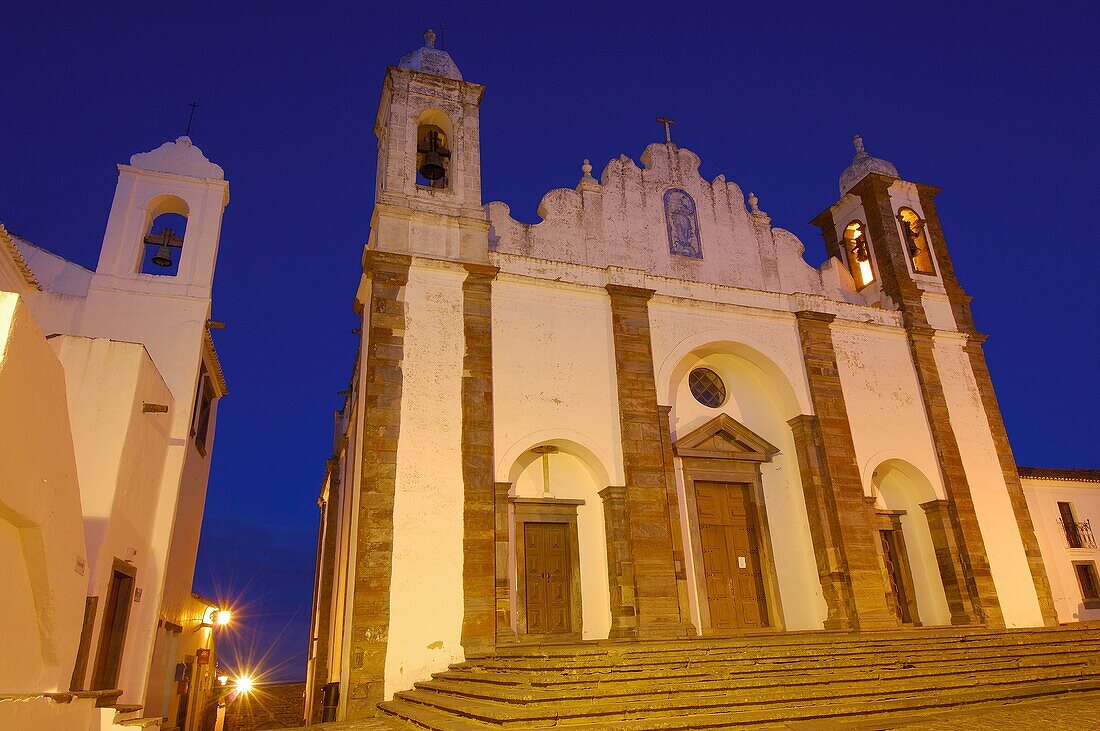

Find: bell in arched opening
<box><xmin>416</xmin><ymin>124</ymin><xmax>451</xmax><ymax>187</ymax></box>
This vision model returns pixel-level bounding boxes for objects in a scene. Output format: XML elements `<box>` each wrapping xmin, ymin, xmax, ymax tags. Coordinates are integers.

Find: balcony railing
<box><xmin>1058</xmin><ymin>518</ymin><xmax>1097</xmax><ymax>549</ymax></box>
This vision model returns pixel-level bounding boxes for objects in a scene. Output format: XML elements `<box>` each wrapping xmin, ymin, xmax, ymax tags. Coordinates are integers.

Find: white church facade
<box><xmin>0</xmin><ymin>136</ymin><xmax>230</xmax><ymax>730</ymax></box>
<box><xmin>305</xmin><ymin>33</ymin><xmax>1095</xmax><ymax>723</ymax></box>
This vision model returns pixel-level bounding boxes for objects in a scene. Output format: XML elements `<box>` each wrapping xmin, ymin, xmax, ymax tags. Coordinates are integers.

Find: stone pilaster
<box><xmin>605</xmin><ymin>284</ymin><xmax>692</xmax><ymax>637</ymax></box>
<box><xmin>346</xmin><ymin>251</ymin><xmax>410</xmax><ymax>716</ymax></box>
<box><xmin>308</xmin><ymin>463</ymin><xmax>341</xmax><ymax>723</ymax></box>
<box><xmin>906</xmin><ymin>326</ymin><xmax>1001</xmax><ymax>626</ymax></box>
<box><xmin>921</xmin><ymin>499</ymin><xmax>978</xmax><ymax>625</ymax></box>
<box><xmin>788</xmin><ymin>414</ymin><xmax>856</xmax><ymax>629</ymax></box>
<box><xmin>658</xmin><ymin>406</ymin><xmax>696</xmax><ymax>634</ymax></box>
<box><xmin>851</xmin><ymin>176</ymin><xmax>1003</xmax><ymax>627</ymax></box>
<box><xmin>795</xmin><ymin>310</ymin><xmax>898</xmax><ymax>630</ymax></box>
<box><xmin>494</xmin><ymin>482</ymin><xmax>518</xmax><ymax>644</ymax></box>
<box><xmin>917</xmin><ymin>185</ymin><xmax>1058</xmax><ymax>627</ymax></box>
<box><xmin>599</xmin><ymin>485</ymin><xmax>638</xmax><ymax>638</ymax></box>
<box><xmin>460</xmin><ymin>264</ymin><xmax>499</xmax><ymax>656</ymax></box>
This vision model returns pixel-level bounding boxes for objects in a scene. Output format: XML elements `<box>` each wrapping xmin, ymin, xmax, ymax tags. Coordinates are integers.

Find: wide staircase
<box><xmin>379</xmin><ymin>624</ymin><xmax>1100</xmax><ymax>729</ymax></box>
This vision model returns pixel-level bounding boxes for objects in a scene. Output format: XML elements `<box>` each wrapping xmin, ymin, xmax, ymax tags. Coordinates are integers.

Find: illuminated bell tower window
<box><xmin>897</xmin><ymin>207</ymin><xmax>936</xmax><ymax>275</ymax></box>
<box><xmin>842</xmin><ymin>220</ymin><xmax>875</xmax><ymax>289</ymax></box>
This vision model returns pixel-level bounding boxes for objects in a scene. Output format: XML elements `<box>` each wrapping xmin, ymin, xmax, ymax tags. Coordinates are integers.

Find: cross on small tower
<box><xmin>656</xmin><ymin>116</ymin><xmax>676</xmax><ymax>143</ymax></box>
<box><xmin>186</xmin><ymin>102</ymin><xmax>198</xmax><ymax>136</ymax></box>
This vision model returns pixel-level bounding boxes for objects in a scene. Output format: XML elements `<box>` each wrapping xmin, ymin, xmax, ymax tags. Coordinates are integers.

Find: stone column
<box><xmin>461</xmin><ymin>264</ymin><xmax>499</xmax><ymax>657</ymax></box>
<box><xmin>795</xmin><ymin>310</ymin><xmax>898</xmax><ymax>630</ymax></box>
<box><xmin>599</xmin><ymin>485</ymin><xmax>638</xmax><ymax>638</ymax></box>
<box><xmin>787</xmin><ymin>414</ymin><xmax>855</xmax><ymax>629</ymax></box>
<box><xmin>347</xmin><ymin>251</ymin><xmax>410</xmax><ymax>716</ymax></box>
<box><xmin>605</xmin><ymin>285</ymin><xmax>692</xmax><ymax>637</ymax></box>
<box><xmin>494</xmin><ymin>482</ymin><xmax>518</xmax><ymax>644</ymax></box>
<box><xmin>658</xmin><ymin>406</ymin><xmax>697</xmax><ymax>634</ymax></box>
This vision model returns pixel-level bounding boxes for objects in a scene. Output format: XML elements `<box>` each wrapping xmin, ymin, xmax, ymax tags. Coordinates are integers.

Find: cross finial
<box><xmin>424</xmin><ymin>29</ymin><xmax>437</xmax><ymax>48</ymax></box>
<box><xmin>656</xmin><ymin>116</ymin><xmax>676</xmax><ymax>143</ymax></box>
<box><xmin>853</xmin><ymin>133</ymin><xmax>865</xmax><ymax>155</ymax></box>
<box><xmin>185</xmin><ymin>102</ymin><xmax>198</xmax><ymax>136</ymax></box>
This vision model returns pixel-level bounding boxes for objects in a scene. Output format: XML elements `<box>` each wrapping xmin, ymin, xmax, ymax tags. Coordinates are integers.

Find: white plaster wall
<box><xmin>1022</xmin><ymin>478</ymin><xmax>1100</xmax><ymax>623</ymax></box>
<box><xmin>831</xmin><ymin>325</ymin><xmax>947</xmax><ymax>502</ymax></box>
<box><xmin>492</xmin><ymin>279</ymin><xmax>623</xmax><ymax>486</ymax></box>
<box><xmin>511</xmin><ymin>453</ymin><xmax>612</xmax><ymax>640</ymax></box>
<box><xmin>385</xmin><ymin>263</ymin><xmax>467</xmax><ymax>698</ymax></box>
<box><xmin>0</xmin><ymin>293</ymin><xmax>86</xmax><ymax>694</ymax></box>
<box><xmin>50</xmin><ymin>335</ymin><xmax>173</xmax><ymax>702</ymax></box>
<box><xmin>934</xmin><ymin>339</ymin><xmax>1044</xmax><ymax>626</ymax></box>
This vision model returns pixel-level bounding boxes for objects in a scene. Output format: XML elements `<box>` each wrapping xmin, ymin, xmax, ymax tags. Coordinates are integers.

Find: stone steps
<box><xmin>422</xmin><ymin>651</ymin><xmax>1099</xmax><ymax>702</ymax></box>
<box><xmin>448</xmin><ymin>640</ymin><xmax>1100</xmax><ymax>682</ymax></box>
<box><xmin>378</xmin><ymin>625</ymin><xmax>1100</xmax><ymax>729</ymax></box>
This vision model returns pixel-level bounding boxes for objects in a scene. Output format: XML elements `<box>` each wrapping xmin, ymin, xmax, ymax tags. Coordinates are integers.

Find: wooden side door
<box><xmin>524</xmin><ymin>523</ymin><xmax>571</xmax><ymax>635</ymax></box>
<box><xmin>696</xmin><ymin>482</ymin><xmax>768</xmax><ymax>630</ymax></box>
<box><xmin>91</xmin><ymin>565</ymin><xmax>135</xmax><ymax>690</ymax></box>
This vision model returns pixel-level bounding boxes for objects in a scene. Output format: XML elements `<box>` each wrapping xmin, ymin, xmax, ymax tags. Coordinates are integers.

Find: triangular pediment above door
<box><xmin>673</xmin><ymin>413</ymin><xmax>780</xmax><ymax>462</ymax></box>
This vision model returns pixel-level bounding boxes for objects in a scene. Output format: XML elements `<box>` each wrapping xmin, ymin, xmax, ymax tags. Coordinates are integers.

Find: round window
<box><xmin>688</xmin><ymin>367</ymin><xmax>726</xmax><ymax>408</ymax></box>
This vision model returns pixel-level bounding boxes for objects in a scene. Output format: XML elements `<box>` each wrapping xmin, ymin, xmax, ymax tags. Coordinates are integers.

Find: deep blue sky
<box><xmin>5</xmin><ymin>3</ymin><xmax>1097</xmax><ymax>682</ymax></box>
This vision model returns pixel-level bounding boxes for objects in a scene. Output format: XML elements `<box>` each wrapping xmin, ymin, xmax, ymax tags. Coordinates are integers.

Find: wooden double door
<box><xmin>524</xmin><ymin>522</ymin><xmax>572</xmax><ymax>635</ymax></box>
<box><xmin>696</xmin><ymin>482</ymin><xmax>769</xmax><ymax>630</ymax></box>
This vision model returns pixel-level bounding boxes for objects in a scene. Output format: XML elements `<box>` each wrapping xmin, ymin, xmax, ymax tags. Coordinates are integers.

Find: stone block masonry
<box><xmin>346</xmin><ymin>251</ymin><xmax>410</xmax><ymax>717</ymax></box>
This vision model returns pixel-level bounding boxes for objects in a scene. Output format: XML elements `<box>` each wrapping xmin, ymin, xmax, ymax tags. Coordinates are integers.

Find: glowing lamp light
<box><xmin>235</xmin><ymin>676</ymin><xmax>255</xmax><ymax>694</ymax></box>
<box><xmin>213</xmin><ymin>608</ymin><xmax>232</xmax><ymax>626</ymax></box>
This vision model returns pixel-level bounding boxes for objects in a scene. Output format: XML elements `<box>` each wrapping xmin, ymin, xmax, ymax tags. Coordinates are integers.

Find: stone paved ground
<box><xmin>285</xmin><ymin>692</ymin><xmax>1100</xmax><ymax>730</ymax></box>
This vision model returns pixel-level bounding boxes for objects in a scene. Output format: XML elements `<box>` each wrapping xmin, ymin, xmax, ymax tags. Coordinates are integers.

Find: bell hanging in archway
<box><xmin>151</xmin><ymin>244</ymin><xmax>174</xmax><ymax>267</ymax></box>
<box><xmin>417</xmin><ymin>129</ymin><xmax>450</xmax><ymax>181</ymax></box>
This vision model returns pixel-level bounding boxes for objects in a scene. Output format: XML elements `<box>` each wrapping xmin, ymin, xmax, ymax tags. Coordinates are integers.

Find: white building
<box><xmin>305</xmin><ymin>33</ymin><xmax>1083</xmax><ymax>723</ymax></box>
<box><xmin>0</xmin><ymin>136</ymin><xmax>229</xmax><ymax>730</ymax></box>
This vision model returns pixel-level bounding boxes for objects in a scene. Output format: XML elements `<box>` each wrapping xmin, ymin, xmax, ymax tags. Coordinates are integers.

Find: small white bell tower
<box><xmin>370</xmin><ymin>30</ymin><xmax>489</xmax><ymax>263</ymax></box>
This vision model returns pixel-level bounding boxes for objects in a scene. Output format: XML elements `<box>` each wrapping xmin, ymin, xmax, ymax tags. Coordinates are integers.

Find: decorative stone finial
<box><xmin>423</xmin><ymin>29</ymin><xmax>436</xmax><ymax>48</ymax></box>
<box><xmin>839</xmin><ymin>133</ymin><xmax>898</xmax><ymax>196</ymax></box>
<box><xmin>176</xmin><ymin>136</ymin><xmax>192</xmax><ymax>147</ymax></box>
<box><xmin>853</xmin><ymin>134</ymin><xmax>866</xmax><ymax>155</ymax></box>
<box><xmin>577</xmin><ymin>158</ymin><xmax>599</xmax><ymax>192</ymax></box>
<box><xmin>748</xmin><ymin>192</ymin><xmax>759</xmax><ymax>214</ymax></box>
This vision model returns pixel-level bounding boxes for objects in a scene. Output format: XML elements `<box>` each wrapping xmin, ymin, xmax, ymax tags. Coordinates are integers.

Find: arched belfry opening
<box><xmin>415</xmin><ymin>109</ymin><xmax>453</xmax><ymax>189</ymax></box>
<box><xmin>897</xmin><ymin>207</ymin><xmax>936</xmax><ymax>275</ymax></box>
<box><xmin>139</xmin><ymin>195</ymin><xmax>189</xmax><ymax>276</ymax></box>
<box><xmin>841</xmin><ymin>220</ymin><xmax>875</xmax><ymax>289</ymax></box>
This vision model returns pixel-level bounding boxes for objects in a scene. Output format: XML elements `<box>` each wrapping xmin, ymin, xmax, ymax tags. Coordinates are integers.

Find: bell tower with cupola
<box><xmin>370</xmin><ymin>29</ymin><xmax>489</xmax><ymax>263</ymax></box>
<box><xmin>812</xmin><ymin>134</ymin><xmax>1059</xmax><ymax>630</ymax></box>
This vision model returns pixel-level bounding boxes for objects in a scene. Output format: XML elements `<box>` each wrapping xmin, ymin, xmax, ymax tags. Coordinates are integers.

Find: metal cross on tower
<box><xmin>656</xmin><ymin>116</ymin><xmax>676</xmax><ymax>143</ymax></box>
<box><xmin>186</xmin><ymin>102</ymin><xmax>198</xmax><ymax>136</ymax></box>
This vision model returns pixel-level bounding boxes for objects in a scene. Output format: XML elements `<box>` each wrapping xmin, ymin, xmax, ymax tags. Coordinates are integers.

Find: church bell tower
<box><xmin>370</xmin><ymin>29</ymin><xmax>489</xmax><ymax>263</ymax></box>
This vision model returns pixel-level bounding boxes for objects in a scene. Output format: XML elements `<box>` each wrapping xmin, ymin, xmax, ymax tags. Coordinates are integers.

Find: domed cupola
<box><xmin>839</xmin><ymin>134</ymin><xmax>899</xmax><ymax>196</ymax></box>
<box><xmin>397</xmin><ymin>29</ymin><xmax>462</xmax><ymax>81</ymax></box>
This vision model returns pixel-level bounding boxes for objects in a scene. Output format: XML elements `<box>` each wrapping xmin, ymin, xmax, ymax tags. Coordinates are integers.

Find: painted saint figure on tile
<box><xmin>664</xmin><ymin>188</ymin><xmax>703</xmax><ymax>259</ymax></box>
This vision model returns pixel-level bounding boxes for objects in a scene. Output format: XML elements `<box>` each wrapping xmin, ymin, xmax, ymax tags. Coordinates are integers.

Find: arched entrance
<box><xmin>498</xmin><ymin>440</ymin><xmax>613</xmax><ymax>642</ymax></box>
<box><xmin>871</xmin><ymin>460</ymin><xmax>952</xmax><ymax>626</ymax></box>
<box><xmin>675</xmin><ymin>414</ymin><xmax>785</xmax><ymax>632</ymax></box>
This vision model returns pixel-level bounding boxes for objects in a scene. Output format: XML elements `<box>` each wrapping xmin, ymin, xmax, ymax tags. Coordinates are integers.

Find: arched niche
<box><xmin>139</xmin><ymin>194</ymin><xmax>190</xmax><ymax>276</ymax></box>
<box><xmin>871</xmin><ymin>458</ymin><xmax>952</xmax><ymax>626</ymax></box>
<box><xmin>415</xmin><ymin>108</ymin><xmax>454</xmax><ymax>190</ymax></box>
<box><xmin>662</xmin><ymin>339</ymin><xmax>826</xmax><ymax>633</ymax></box>
<box><xmin>501</xmin><ymin>439</ymin><xmax>613</xmax><ymax>642</ymax></box>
